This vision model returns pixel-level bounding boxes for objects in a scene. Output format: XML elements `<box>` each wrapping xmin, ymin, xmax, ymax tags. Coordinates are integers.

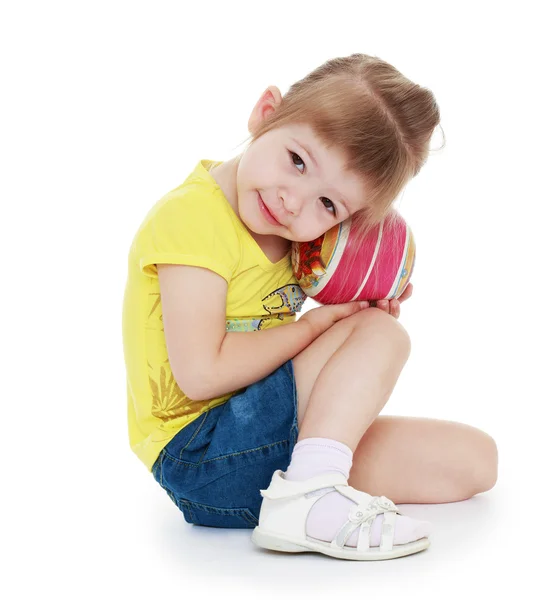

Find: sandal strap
<box><xmin>259</xmin><ymin>470</ymin><xmax>348</xmax><ymax>500</ymax></box>
<box><xmin>330</xmin><ymin>487</ymin><xmax>401</xmax><ymax>552</ymax></box>
<box><xmin>334</xmin><ymin>483</ymin><xmax>376</xmax><ymax>507</ymax></box>
<box><xmin>331</xmin><ymin>516</ymin><xmax>374</xmax><ymax>551</ymax></box>
<box><xmin>331</xmin><ymin>510</ymin><xmax>399</xmax><ymax>552</ymax></box>
<box><xmin>380</xmin><ymin>510</ymin><xmax>397</xmax><ymax>552</ymax></box>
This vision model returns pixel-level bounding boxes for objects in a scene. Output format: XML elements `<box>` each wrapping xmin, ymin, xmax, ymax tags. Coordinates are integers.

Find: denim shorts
<box><xmin>151</xmin><ymin>360</ymin><xmax>299</xmax><ymax>529</ymax></box>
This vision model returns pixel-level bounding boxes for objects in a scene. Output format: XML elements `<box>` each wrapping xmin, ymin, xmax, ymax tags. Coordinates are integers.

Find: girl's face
<box><xmin>235</xmin><ymin>121</ymin><xmax>368</xmax><ymax>244</ymax></box>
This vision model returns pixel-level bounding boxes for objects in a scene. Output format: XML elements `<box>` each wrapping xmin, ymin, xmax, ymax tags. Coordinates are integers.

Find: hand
<box><xmin>369</xmin><ymin>283</ymin><xmax>413</xmax><ymax>320</ymax></box>
<box><xmin>299</xmin><ymin>299</ymin><xmax>371</xmax><ymax>338</ymax></box>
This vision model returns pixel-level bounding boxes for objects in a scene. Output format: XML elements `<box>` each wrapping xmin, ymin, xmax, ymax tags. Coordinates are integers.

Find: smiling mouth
<box><xmin>259</xmin><ymin>193</ymin><xmax>282</xmax><ymax>225</ymax></box>
<box><xmin>265</xmin><ymin>203</ymin><xmax>280</xmax><ymax>224</ymax></box>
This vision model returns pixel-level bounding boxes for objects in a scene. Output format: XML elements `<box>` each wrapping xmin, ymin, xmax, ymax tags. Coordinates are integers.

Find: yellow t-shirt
<box><xmin>122</xmin><ymin>159</ymin><xmax>307</xmax><ymax>471</ymax></box>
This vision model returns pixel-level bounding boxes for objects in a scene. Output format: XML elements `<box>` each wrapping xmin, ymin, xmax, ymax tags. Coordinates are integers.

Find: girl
<box><xmin>122</xmin><ymin>53</ymin><xmax>498</xmax><ymax>561</ymax></box>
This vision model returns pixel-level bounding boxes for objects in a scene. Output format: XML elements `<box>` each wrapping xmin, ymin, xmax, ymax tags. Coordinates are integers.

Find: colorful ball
<box><xmin>291</xmin><ymin>209</ymin><xmax>416</xmax><ymax>305</ymax></box>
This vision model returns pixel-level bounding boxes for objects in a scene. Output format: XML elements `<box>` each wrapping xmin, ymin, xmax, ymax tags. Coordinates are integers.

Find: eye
<box><xmin>288</xmin><ymin>151</ymin><xmax>337</xmax><ymax>218</ymax></box>
<box><xmin>289</xmin><ymin>151</ymin><xmax>305</xmax><ymax>173</ymax></box>
<box><xmin>320</xmin><ymin>197</ymin><xmax>337</xmax><ymax>217</ymax></box>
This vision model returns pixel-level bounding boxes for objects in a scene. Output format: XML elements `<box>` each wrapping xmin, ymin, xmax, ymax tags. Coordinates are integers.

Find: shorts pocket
<box><xmin>176</xmin><ymin>498</ymin><xmax>259</xmax><ymax>529</ymax></box>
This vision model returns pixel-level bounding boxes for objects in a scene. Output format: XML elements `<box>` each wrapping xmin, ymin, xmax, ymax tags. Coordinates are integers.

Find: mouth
<box><xmin>258</xmin><ymin>192</ymin><xmax>282</xmax><ymax>226</ymax></box>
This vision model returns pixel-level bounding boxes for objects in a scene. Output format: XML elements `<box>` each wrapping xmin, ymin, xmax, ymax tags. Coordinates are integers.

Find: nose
<box><xmin>280</xmin><ymin>190</ymin><xmax>303</xmax><ymax>216</ymax></box>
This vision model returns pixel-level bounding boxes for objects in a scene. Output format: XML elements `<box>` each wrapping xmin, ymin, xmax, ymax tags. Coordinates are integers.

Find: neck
<box><xmin>209</xmin><ymin>156</ymin><xmax>241</xmax><ymax>215</ymax></box>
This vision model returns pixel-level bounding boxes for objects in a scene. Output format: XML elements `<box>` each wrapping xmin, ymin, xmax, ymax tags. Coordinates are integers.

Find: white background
<box><xmin>1</xmin><ymin>1</ymin><xmax>532</xmax><ymax>598</ymax></box>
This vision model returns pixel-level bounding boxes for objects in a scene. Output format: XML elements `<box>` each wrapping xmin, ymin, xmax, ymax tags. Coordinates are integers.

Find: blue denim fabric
<box><xmin>152</xmin><ymin>360</ymin><xmax>299</xmax><ymax>529</ymax></box>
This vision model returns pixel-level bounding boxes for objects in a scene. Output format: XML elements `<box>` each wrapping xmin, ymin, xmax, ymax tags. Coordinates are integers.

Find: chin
<box><xmin>291</xmin><ymin>234</ymin><xmax>314</xmax><ymax>243</ymax></box>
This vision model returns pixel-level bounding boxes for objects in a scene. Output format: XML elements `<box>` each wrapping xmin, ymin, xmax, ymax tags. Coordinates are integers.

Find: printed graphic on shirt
<box><xmin>149</xmin><ymin>361</ymin><xmax>194</xmax><ymax>421</ymax></box>
<box><xmin>225</xmin><ymin>284</ymin><xmax>306</xmax><ymax>331</ymax></box>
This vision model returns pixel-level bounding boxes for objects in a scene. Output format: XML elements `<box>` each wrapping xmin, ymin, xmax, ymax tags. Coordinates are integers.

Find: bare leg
<box><xmin>347</xmin><ymin>415</ymin><xmax>498</xmax><ymax>503</ymax></box>
<box><xmin>296</xmin><ymin>309</ymin><xmax>410</xmax><ymax>452</ymax></box>
<box><xmin>287</xmin><ymin>310</ymin><xmax>431</xmax><ymax>550</ymax></box>
<box><xmin>292</xmin><ymin>309</ymin><xmax>497</xmax><ymax>503</ymax></box>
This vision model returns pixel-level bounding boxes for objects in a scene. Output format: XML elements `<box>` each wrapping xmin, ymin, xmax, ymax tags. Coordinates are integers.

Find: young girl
<box><xmin>122</xmin><ymin>53</ymin><xmax>498</xmax><ymax>561</ymax></box>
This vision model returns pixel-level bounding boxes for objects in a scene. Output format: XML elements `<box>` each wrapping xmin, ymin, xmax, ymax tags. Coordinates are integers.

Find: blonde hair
<box><xmin>240</xmin><ymin>53</ymin><xmax>444</xmax><ymax>250</ymax></box>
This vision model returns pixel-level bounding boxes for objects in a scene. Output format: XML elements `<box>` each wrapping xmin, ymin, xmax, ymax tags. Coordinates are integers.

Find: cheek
<box><xmin>262</xmin><ymin>157</ymin><xmax>284</xmax><ymax>182</ymax></box>
<box><xmin>292</xmin><ymin>215</ymin><xmax>327</xmax><ymax>242</ymax></box>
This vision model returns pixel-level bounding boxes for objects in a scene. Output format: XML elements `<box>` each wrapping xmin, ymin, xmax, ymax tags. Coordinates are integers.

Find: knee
<box><xmin>459</xmin><ymin>430</ymin><xmax>499</xmax><ymax>497</ymax></box>
<box><xmin>473</xmin><ymin>434</ymin><xmax>499</xmax><ymax>494</ymax></box>
<box><xmin>355</xmin><ymin>307</ymin><xmax>412</xmax><ymax>356</ymax></box>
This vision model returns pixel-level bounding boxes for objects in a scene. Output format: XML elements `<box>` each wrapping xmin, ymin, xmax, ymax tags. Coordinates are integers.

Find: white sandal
<box><xmin>251</xmin><ymin>469</ymin><xmax>430</xmax><ymax>561</ymax></box>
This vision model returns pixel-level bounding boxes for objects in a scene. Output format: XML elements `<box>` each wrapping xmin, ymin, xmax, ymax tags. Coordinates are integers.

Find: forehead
<box><xmin>282</xmin><ymin>123</ymin><xmax>366</xmax><ymax>212</ymax></box>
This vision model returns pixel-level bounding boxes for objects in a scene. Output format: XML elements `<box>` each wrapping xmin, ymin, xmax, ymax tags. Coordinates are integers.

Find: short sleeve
<box><xmin>137</xmin><ymin>188</ymin><xmax>240</xmax><ymax>283</ymax></box>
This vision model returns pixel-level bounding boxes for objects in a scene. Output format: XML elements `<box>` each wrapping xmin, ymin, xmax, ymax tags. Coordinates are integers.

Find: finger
<box><xmin>345</xmin><ymin>300</ymin><xmax>369</xmax><ymax>313</ymax></box>
<box><xmin>400</xmin><ymin>283</ymin><xmax>412</xmax><ymax>300</ymax></box>
<box><xmin>377</xmin><ymin>300</ymin><xmax>390</xmax><ymax>313</ymax></box>
<box><xmin>398</xmin><ymin>283</ymin><xmax>413</xmax><ymax>303</ymax></box>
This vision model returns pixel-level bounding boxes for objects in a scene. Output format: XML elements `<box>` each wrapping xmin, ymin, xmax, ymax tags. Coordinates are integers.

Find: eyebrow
<box><xmin>290</xmin><ymin>137</ymin><xmax>350</xmax><ymax>215</ymax></box>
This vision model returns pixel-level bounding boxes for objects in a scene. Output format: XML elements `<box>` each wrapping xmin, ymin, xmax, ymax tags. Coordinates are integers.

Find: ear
<box><xmin>248</xmin><ymin>86</ymin><xmax>283</xmax><ymax>135</ymax></box>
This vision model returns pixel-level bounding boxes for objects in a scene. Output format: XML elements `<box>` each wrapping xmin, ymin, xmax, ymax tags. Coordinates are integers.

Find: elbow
<box><xmin>170</xmin><ymin>364</ymin><xmax>211</xmax><ymax>402</ymax></box>
<box><xmin>184</xmin><ymin>382</ymin><xmax>210</xmax><ymax>402</ymax></box>
<box><xmin>177</xmin><ymin>376</ymin><xmax>205</xmax><ymax>402</ymax></box>
<box><xmin>186</xmin><ymin>373</ymin><xmax>217</xmax><ymax>402</ymax></box>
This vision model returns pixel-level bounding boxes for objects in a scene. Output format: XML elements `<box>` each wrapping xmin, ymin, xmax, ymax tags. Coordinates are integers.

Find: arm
<box><xmin>196</xmin><ymin>320</ymin><xmax>316</xmax><ymax>402</ymax></box>
<box><xmin>157</xmin><ymin>262</ymin><xmax>316</xmax><ymax>402</ymax></box>
<box><xmin>157</xmin><ymin>263</ymin><xmax>364</xmax><ymax>403</ymax></box>
<box><xmin>205</xmin><ymin>297</ymin><xmax>371</xmax><ymax>402</ymax></box>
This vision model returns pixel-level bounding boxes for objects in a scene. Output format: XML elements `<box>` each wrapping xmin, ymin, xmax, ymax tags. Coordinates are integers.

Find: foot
<box><xmin>305</xmin><ymin>487</ymin><xmax>431</xmax><ymax>547</ymax></box>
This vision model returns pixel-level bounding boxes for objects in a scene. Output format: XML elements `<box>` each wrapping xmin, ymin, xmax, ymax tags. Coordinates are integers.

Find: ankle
<box><xmin>284</xmin><ymin>437</ymin><xmax>354</xmax><ymax>481</ymax></box>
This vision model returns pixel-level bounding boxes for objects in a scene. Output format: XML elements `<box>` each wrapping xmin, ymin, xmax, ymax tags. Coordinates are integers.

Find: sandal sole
<box><xmin>251</xmin><ymin>526</ymin><xmax>430</xmax><ymax>561</ymax></box>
